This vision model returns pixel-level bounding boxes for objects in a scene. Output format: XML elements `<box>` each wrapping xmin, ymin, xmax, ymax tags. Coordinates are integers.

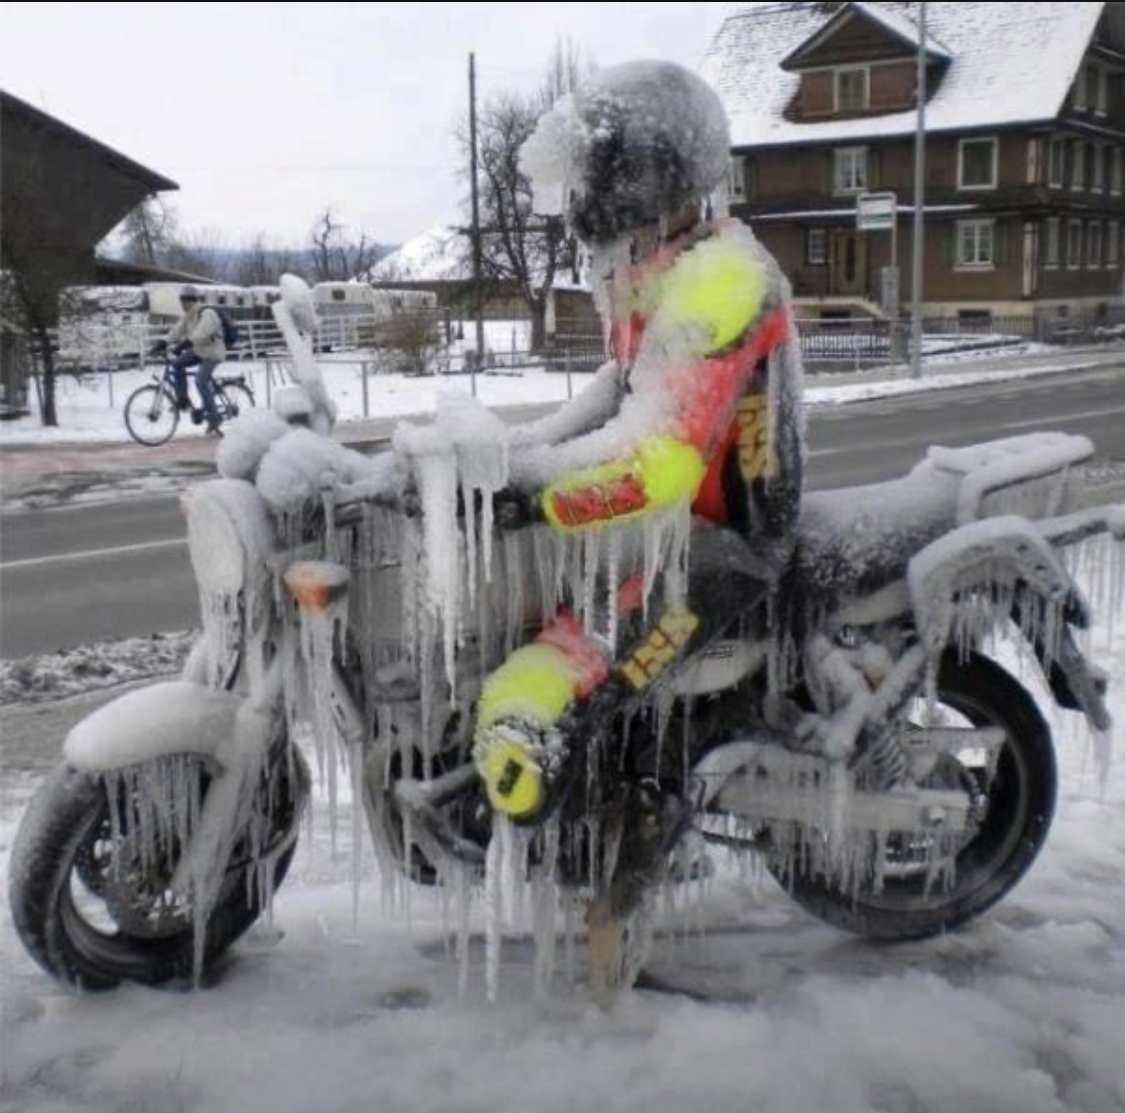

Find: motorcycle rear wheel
<box><xmin>767</xmin><ymin>653</ymin><xmax>1057</xmax><ymax>941</ymax></box>
<box><xmin>9</xmin><ymin>747</ymin><xmax>307</xmax><ymax>990</ymax></box>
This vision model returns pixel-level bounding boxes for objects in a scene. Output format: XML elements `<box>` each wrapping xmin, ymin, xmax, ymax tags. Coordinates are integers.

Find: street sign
<box><xmin>857</xmin><ymin>192</ymin><xmax>897</xmax><ymax>232</ymax></box>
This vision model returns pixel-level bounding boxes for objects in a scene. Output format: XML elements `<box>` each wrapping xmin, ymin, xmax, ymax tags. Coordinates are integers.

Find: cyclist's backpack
<box><xmin>206</xmin><ymin>306</ymin><xmax>240</xmax><ymax>349</ymax></box>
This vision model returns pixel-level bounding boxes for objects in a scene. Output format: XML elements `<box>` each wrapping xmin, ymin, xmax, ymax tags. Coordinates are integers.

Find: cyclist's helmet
<box><xmin>520</xmin><ymin>60</ymin><xmax>731</xmax><ymax>246</ymax></box>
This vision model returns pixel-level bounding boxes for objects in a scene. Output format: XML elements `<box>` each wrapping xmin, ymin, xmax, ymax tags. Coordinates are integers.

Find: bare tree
<box><xmin>164</xmin><ymin>228</ymin><xmax>232</xmax><ymax>282</ymax></box>
<box><xmin>310</xmin><ymin>208</ymin><xmax>384</xmax><ymax>281</ymax></box>
<box><xmin>234</xmin><ymin>233</ymin><xmax>280</xmax><ymax>287</ymax></box>
<box><xmin>460</xmin><ymin>39</ymin><xmax>588</xmax><ymax>351</ymax></box>
<box><xmin>117</xmin><ymin>195</ymin><xmax>179</xmax><ymax>267</ymax></box>
<box><xmin>310</xmin><ymin>208</ymin><xmax>344</xmax><ymax>281</ymax></box>
<box><xmin>0</xmin><ymin>263</ymin><xmax>64</xmax><ymax>425</ymax></box>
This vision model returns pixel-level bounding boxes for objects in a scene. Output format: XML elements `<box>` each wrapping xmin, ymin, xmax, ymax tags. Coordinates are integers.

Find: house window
<box><xmin>1108</xmin><ymin>220</ymin><xmax>1120</xmax><ymax>268</ymax></box>
<box><xmin>1044</xmin><ymin>217</ymin><xmax>1061</xmax><ymax>269</ymax></box>
<box><xmin>1088</xmin><ymin>221</ymin><xmax>1104</xmax><ymax>268</ymax></box>
<box><xmin>1072</xmin><ymin>141</ymin><xmax>1086</xmax><ymax>190</ymax></box>
<box><xmin>807</xmin><ymin>228</ymin><xmax>828</xmax><ymax>266</ymax></box>
<box><xmin>1075</xmin><ymin>66</ymin><xmax>1088</xmax><ymax>112</ymax></box>
<box><xmin>1096</xmin><ymin>66</ymin><xmax>1109</xmax><ymax>116</ymax></box>
<box><xmin>1049</xmin><ymin>137</ymin><xmax>1066</xmax><ymax>189</ymax></box>
<box><xmin>1113</xmin><ymin>148</ymin><xmax>1123</xmax><ymax>195</ymax></box>
<box><xmin>959</xmin><ymin>137</ymin><xmax>999</xmax><ymax>190</ymax></box>
<box><xmin>957</xmin><ymin>220</ymin><xmax>995</xmax><ymax>269</ymax></box>
<box><xmin>834</xmin><ymin>147</ymin><xmax>868</xmax><ymax>194</ymax></box>
<box><xmin>1067</xmin><ymin>219</ymin><xmax>1084</xmax><ymax>269</ymax></box>
<box><xmin>835</xmin><ymin>67</ymin><xmax>869</xmax><ymax>112</ymax></box>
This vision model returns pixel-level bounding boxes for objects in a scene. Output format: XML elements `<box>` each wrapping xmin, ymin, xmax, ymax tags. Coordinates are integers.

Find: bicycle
<box><xmin>124</xmin><ymin>355</ymin><xmax>255</xmax><ymax>446</ymax></box>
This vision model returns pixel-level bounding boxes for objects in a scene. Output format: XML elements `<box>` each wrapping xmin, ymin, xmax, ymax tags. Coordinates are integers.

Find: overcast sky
<box><xmin>0</xmin><ymin>2</ymin><xmax>742</xmax><ymax>249</ymax></box>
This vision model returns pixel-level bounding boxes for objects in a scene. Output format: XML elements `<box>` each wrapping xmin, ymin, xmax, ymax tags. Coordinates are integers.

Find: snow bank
<box><xmin>1</xmin><ymin>577</ymin><xmax>1123</xmax><ymax>1113</ymax></box>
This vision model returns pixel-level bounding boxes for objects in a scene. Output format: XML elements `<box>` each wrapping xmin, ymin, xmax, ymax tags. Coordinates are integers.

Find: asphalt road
<box><xmin>3</xmin><ymin>365</ymin><xmax>1124</xmax><ymax>658</ymax></box>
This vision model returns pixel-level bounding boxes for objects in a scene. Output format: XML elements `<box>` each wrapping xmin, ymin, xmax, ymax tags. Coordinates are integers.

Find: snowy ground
<box><xmin>0</xmin><ymin>632</ymin><xmax>194</xmax><ymax>705</ymax></box>
<box><xmin>0</xmin><ymin>361</ymin><xmax>593</xmax><ymax>447</ymax></box>
<box><xmin>2</xmin><ymin>342</ymin><xmax>1119</xmax><ymax>449</ymax></box>
<box><xmin>1</xmin><ymin>590</ymin><xmax>1123</xmax><ymax>1113</ymax></box>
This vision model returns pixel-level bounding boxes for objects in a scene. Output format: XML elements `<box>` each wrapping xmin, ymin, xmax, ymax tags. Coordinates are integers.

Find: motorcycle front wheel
<box><xmin>768</xmin><ymin>652</ymin><xmax>1057</xmax><ymax>941</ymax></box>
<box><xmin>9</xmin><ymin>745</ymin><xmax>308</xmax><ymax>990</ymax></box>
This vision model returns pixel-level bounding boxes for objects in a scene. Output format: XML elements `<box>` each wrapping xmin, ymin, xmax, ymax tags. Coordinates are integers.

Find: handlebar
<box><xmin>333</xmin><ymin>484</ymin><xmax>542</xmax><ymax>530</ymax></box>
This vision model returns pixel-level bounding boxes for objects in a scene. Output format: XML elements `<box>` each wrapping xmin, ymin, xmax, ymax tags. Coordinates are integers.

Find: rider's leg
<box><xmin>170</xmin><ymin>350</ymin><xmax>199</xmax><ymax>408</ymax></box>
<box><xmin>195</xmin><ymin>359</ymin><xmax>221</xmax><ymax>427</ymax></box>
<box><xmin>473</xmin><ymin>525</ymin><xmax>781</xmax><ymax>822</ymax></box>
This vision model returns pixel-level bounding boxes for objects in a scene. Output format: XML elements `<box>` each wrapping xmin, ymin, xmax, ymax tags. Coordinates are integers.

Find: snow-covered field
<box><xmin>1</xmin><ymin>344</ymin><xmax>1116</xmax><ymax>448</ymax></box>
<box><xmin>0</xmin><ymin>361</ymin><xmax>593</xmax><ymax>447</ymax></box>
<box><xmin>1</xmin><ymin>600</ymin><xmax>1123</xmax><ymax>1113</ymax></box>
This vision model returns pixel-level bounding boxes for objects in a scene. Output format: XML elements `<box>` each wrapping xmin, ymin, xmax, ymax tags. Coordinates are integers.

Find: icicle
<box><xmin>483</xmin><ymin>817</ymin><xmax>512</xmax><ymax>1003</ymax></box>
<box><xmin>532</xmin><ymin>820</ymin><xmax>561</xmax><ymax>999</ymax></box>
<box><xmin>606</xmin><ymin>531</ymin><xmax>622</xmax><ymax>652</ymax></box>
<box><xmin>582</xmin><ymin>530</ymin><xmax>600</xmax><ymax>635</ymax></box>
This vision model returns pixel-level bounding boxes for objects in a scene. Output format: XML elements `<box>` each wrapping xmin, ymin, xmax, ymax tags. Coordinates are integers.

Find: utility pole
<box><xmin>910</xmin><ymin>1</ymin><xmax>927</xmax><ymax>379</ymax></box>
<box><xmin>469</xmin><ymin>52</ymin><xmax>484</xmax><ymax>397</ymax></box>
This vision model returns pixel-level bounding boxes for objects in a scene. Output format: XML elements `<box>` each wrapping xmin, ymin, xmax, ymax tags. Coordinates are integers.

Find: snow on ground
<box><xmin>0</xmin><ymin>632</ymin><xmax>194</xmax><ymax>705</ymax></box>
<box><xmin>0</xmin><ymin>360</ymin><xmax>591</xmax><ymax>447</ymax></box>
<box><xmin>2</xmin><ymin>344</ymin><xmax>1119</xmax><ymax>449</ymax></box>
<box><xmin>1</xmin><ymin>575</ymin><xmax>1123</xmax><ymax>1113</ymax></box>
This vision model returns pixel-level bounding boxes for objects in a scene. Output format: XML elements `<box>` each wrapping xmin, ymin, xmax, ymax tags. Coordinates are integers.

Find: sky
<box><xmin>0</xmin><ymin>2</ymin><xmax>743</xmax><ymax>250</ymax></box>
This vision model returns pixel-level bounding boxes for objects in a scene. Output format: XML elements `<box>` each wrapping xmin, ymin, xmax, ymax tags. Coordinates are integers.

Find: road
<box><xmin>3</xmin><ymin>366</ymin><xmax>1124</xmax><ymax>657</ymax></box>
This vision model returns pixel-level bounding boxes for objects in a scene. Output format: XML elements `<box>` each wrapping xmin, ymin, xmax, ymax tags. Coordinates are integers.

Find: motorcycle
<box><xmin>10</xmin><ymin>276</ymin><xmax>1125</xmax><ymax>996</ymax></box>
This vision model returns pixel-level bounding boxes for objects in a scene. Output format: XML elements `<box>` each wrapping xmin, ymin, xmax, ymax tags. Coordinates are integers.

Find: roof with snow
<box><xmin>703</xmin><ymin>2</ymin><xmax>1111</xmax><ymax>149</ymax></box>
<box><xmin>366</xmin><ymin>226</ymin><xmax>469</xmax><ymax>284</ymax></box>
<box><xmin>781</xmin><ymin>1</ymin><xmax>952</xmax><ymax>69</ymax></box>
<box><xmin>368</xmin><ymin>224</ymin><xmax>589</xmax><ymax>292</ymax></box>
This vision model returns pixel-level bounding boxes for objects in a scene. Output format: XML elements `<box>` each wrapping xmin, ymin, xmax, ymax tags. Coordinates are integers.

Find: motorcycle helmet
<box><xmin>521</xmin><ymin>60</ymin><xmax>731</xmax><ymax>246</ymax></box>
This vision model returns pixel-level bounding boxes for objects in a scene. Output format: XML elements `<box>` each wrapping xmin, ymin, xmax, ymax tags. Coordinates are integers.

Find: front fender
<box><xmin>63</xmin><ymin>681</ymin><xmax>243</xmax><ymax>773</ymax></box>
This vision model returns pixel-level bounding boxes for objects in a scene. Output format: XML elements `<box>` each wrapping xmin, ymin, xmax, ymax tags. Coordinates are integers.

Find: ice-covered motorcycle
<box><xmin>10</xmin><ymin>277</ymin><xmax>1124</xmax><ymax>996</ymax></box>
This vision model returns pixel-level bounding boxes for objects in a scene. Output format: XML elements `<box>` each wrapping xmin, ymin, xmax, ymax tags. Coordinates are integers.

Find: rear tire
<box><xmin>216</xmin><ymin>380</ymin><xmax>255</xmax><ymax>423</ymax></box>
<box><xmin>124</xmin><ymin>384</ymin><xmax>179</xmax><ymax>446</ymax></box>
<box><xmin>768</xmin><ymin>653</ymin><xmax>1056</xmax><ymax>941</ymax></box>
<box><xmin>9</xmin><ymin>748</ymin><xmax>307</xmax><ymax>990</ymax></box>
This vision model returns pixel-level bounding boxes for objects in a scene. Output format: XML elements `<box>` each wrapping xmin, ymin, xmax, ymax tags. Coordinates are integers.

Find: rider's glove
<box><xmin>493</xmin><ymin>486</ymin><xmax>542</xmax><ymax>530</ymax></box>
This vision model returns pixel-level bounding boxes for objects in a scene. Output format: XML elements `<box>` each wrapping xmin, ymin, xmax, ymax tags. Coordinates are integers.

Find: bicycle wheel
<box><xmin>124</xmin><ymin>385</ymin><xmax>179</xmax><ymax>447</ymax></box>
<box><xmin>215</xmin><ymin>381</ymin><xmax>255</xmax><ymax>424</ymax></box>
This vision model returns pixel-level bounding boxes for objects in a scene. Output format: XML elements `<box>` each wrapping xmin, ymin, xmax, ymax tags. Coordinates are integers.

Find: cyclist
<box><xmin>152</xmin><ymin>286</ymin><xmax>226</xmax><ymax>433</ymax></box>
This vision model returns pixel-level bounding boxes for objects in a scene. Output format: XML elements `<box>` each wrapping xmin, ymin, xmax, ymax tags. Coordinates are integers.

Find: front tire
<box><xmin>124</xmin><ymin>384</ymin><xmax>179</xmax><ymax>446</ymax></box>
<box><xmin>9</xmin><ymin>748</ymin><xmax>307</xmax><ymax>990</ymax></box>
<box><xmin>770</xmin><ymin>653</ymin><xmax>1057</xmax><ymax>941</ymax></box>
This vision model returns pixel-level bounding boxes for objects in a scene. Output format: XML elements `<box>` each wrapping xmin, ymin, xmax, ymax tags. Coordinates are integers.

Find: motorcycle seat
<box><xmin>794</xmin><ymin>462</ymin><xmax>961</xmax><ymax>607</ymax></box>
<box><xmin>791</xmin><ymin>431</ymin><xmax>1093</xmax><ymax>611</ymax></box>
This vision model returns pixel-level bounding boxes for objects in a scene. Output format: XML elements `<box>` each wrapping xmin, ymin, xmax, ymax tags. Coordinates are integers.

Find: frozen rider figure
<box><xmin>153</xmin><ymin>286</ymin><xmax>226</xmax><ymax>433</ymax></box>
<box><xmin>471</xmin><ymin>61</ymin><xmax>806</xmax><ymax>823</ymax></box>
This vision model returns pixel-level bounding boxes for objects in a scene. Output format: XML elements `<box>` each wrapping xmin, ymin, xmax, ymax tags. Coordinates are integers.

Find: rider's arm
<box><xmin>507</xmin><ymin>358</ymin><xmax>623</xmax><ymax>449</ymax></box>
<box><xmin>164</xmin><ymin>316</ymin><xmax>189</xmax><ymax>347</ymax></box>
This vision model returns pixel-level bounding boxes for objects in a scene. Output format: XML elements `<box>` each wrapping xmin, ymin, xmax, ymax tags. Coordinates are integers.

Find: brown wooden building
<box><xmin>704</xmin><ymin>1</ymin><xmax>1125</xmax><ymax>328</ymax></box>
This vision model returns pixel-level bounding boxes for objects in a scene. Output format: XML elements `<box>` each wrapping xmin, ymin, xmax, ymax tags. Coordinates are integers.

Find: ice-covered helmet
<box><xmin>521</xmin><ymin>60</ymin><xmax>732</xmax><ymax>246</ymax></box>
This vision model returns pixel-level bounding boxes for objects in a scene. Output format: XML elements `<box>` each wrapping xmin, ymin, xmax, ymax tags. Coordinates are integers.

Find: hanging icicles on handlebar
<box><xmin>9</xmin><ymin>61</ymin><xmax>1125</xmax><ymax>1003</ymax></box>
